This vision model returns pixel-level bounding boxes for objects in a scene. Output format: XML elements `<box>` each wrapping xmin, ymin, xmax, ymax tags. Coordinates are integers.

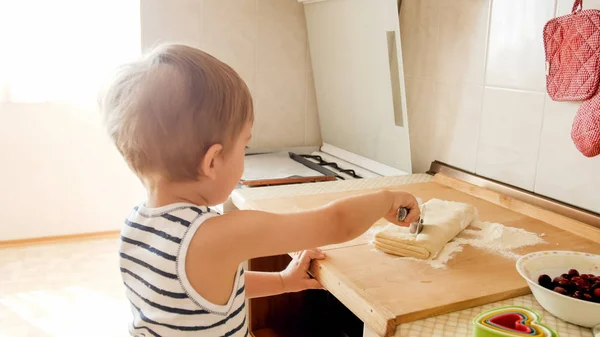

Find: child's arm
<box><xmin>186</xmin><ymin>190</ymin><xmax>418</xmax><ymax>305</ymax></box>
<box><xmin>245</xmin><ymin>249</ymin><xmax>325</xmax><ymax>299</ymax></box>
<box><xmin>202</xmin><ymin>190</ymin><xmax>418</xmax><ymax>265</ymax></box>
<box><xmin>244</xmin><ymin>272</ymin><xmax>285</xmax><ymax>299</ymax></box>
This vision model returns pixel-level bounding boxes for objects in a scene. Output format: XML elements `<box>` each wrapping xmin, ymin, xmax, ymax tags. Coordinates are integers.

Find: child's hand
<box><xmin>384</xmin><ymin>191</ymin><xmax>420</xmax><ymax>226</ymax></box>
<box><xmin>279</xmin><ymin>249</ymin><xmax>326</xmax><ymax>293</ymax></box>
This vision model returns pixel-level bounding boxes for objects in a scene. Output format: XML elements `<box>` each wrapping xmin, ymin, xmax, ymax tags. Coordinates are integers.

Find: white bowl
<box><xmin>516</xmin><ymin>250</ymin><xmax>600</xmax><ymax>328</ymax></box>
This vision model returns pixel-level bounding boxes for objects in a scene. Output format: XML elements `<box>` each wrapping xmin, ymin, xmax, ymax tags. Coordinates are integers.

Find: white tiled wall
<box><xmin>485</xmin><ymin>0</ymin><xmax>554</xmax><ymax>91</ymax></box>
<box><xmin>401</xmin><ymin>0</ymin><xmax>600</xmax><ymax>213</ymax></box>
<box><xmin>141</xmin><ymin>0</ymin><xmax>321</xmax><ymax>148</ymax></box>
<box><xmin>477</xmin><ymin>88</ymin><xmax>546</xmax><ymax>190</ymax></box>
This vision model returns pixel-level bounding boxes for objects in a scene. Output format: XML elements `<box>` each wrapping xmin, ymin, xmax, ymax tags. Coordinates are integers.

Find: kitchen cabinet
<box><xmin>299</xmin><ymin>0</ymin><xmax>412</xmax><ymax>174</ymax></box>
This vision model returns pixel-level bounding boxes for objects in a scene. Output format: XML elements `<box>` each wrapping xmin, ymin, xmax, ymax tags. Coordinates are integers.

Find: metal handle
<box><xmin>397</xmin><ymin>204</ymin><xmax>424</xmax><ymax>234</ymax></box>
<box><xmin>396</xmin><ymin>207</ymin><xmax>409</xmax><ymax>221</ymax></box>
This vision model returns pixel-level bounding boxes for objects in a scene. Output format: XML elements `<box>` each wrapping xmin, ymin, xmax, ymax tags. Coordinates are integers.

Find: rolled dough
<box><xmin>373</xmin><ymin>199</ymin><xmax>477</xmax><ymax>259</ymax></box>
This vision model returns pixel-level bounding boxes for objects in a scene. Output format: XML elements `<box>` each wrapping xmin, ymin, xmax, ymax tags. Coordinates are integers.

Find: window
<box><xmin>0</xmin><ymin>0</ymin><xmax>141</xmax><ymax>105</ymax></box>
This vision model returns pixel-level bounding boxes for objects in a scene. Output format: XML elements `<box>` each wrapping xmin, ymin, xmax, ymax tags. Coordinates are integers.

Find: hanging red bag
<box><xmin>543</xmin><ymin>0</ymin><xmax>600</xmax><ymax>101</ymax></box>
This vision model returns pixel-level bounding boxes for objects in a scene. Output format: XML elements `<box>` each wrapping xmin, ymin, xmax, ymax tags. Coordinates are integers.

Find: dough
<box><xmin>373</xmin><ymin>199</ymin><xmax>477</xmax><ymax>259</ymax></box>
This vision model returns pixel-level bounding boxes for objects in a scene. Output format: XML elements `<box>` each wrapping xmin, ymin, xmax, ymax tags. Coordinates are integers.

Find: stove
<box><xmin>239</xmin><ymin>143</ymin><xmax>408</xmax><ymax>188</ymax></box>
<box><xmin>216</xmin><ymin>143</ymin><xmax>410</xmax><ymax>213</ymax></box>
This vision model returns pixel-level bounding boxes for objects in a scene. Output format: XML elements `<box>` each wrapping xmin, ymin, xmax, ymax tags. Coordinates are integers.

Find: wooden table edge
<box><xmin>310</xmin><ymin>259</ymin><xmax>397</xmax><ymax>337</ymax></box>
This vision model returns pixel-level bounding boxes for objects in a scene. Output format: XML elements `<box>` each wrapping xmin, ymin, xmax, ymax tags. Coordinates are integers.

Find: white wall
<box><xmin>141</xmin><ymin>0</ymin><xmax>321</xmax><ymax>149</ymax></box>
<box><xmin>0</xmin><ymin>0</ymin><xmax>320</xmax><ymax>241</ymax></box>
<box><xmin>0</xmin><ymin>103</ymin><xmax>145</xmax><ymax>240</ymax></box>
<box><xmin>401</xmin><ymin>0</ymin><xmax>600</xmax><ymax>214</ymax></box>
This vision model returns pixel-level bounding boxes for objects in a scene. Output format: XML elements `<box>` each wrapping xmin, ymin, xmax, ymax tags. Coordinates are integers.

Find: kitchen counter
<box><xmin>232</xmin><ymin>175</ymin><xmax>597</xmax><ymax>337</ymax></box>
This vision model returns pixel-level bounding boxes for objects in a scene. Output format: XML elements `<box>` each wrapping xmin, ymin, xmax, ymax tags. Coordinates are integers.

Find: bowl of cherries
<box><xmin>516</xmin><ymin>251</ymin><xmax>600</xmax><ymax>328</ymax></box>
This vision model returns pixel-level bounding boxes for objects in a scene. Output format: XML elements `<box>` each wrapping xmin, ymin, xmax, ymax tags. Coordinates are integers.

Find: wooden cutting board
<box><xmin>242</xmin><ymin>174</ymin><xmax>600</xmax><ymax>337</ymax></box>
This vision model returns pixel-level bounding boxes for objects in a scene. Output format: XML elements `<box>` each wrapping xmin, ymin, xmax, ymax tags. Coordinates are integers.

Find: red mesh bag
<box><xmin>572</xmin><ymin>94</ymin><xmax>600</xmax><ymax>157</ymax></box>
<box><xmin>544</xmin><ymin>0</ymin><xmax>600</xmax><ymax>101</ymax></box>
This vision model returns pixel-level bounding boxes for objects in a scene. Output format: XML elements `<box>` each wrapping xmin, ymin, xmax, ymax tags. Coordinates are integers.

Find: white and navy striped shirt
<box><xmin>120</xmin><ymin>203</ymin><xmax>247</xmax><ymax>337</ymax></box>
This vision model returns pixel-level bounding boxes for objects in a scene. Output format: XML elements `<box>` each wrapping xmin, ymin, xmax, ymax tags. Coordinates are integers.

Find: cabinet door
<box><xmin>302</xmin><ymin>0</ymin><xmax>412</xmax><ymax>173</ymax></box>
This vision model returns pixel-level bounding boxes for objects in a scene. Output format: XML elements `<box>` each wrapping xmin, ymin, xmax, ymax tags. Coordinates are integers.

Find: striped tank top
<box><xmin>119</xmin><ymin>203</ymin><xmax>247</xmax><ymax>337</ymax></box>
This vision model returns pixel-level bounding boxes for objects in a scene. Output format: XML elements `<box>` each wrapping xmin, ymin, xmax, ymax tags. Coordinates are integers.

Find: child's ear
<box><xmin>199</xmin><ymin>144</ymin><xmax>223</xmax><ymax>180</ymax></box>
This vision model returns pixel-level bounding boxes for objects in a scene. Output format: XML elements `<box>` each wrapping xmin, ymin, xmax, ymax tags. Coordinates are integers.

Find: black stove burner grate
<box><xmin>299</xmin><ymin>154</ymin><xmax>362</xmax><ymax>179</ymax></box>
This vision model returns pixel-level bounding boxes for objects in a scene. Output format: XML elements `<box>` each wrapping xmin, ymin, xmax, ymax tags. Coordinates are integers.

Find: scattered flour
<box><xmin>370</xmin><ymin>221</ymin><xmax>546</xmax><ymax>269</ymax></box>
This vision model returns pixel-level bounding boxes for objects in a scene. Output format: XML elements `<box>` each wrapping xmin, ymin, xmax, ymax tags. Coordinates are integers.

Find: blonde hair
<box><xmin>100</xmin><ymin>44</ymin><xmax>253</xmax><ymax>181</ymax></box>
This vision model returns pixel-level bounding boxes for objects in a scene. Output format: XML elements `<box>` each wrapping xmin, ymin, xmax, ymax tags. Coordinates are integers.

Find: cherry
<box><xmin>568</xmin><ymin>269</ymin><xmax>580</xmax><ymax>277</ymax></box>
<box><xmin>573</xmin><ymin>278</ymin><xmax>589</xmax><ymax>289</ymax></box>
<box><xmin>571</xmin><ymin>276</ymin><xmax>583</xmax><ymax>283</ymax></box>
<box><xmin>553</xmin><ymin>277</ymin><xmax>571</xmax><ymax>288</ymax></box>
<box><xmin>538</xmin><ymin>274</ymin><xmax>553</xmax><ymax>289</ymax></box>
<box><xmin>553</xmin><ymin>286</ymin><xmax>568</xmax><ymax>295</ymax></box>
